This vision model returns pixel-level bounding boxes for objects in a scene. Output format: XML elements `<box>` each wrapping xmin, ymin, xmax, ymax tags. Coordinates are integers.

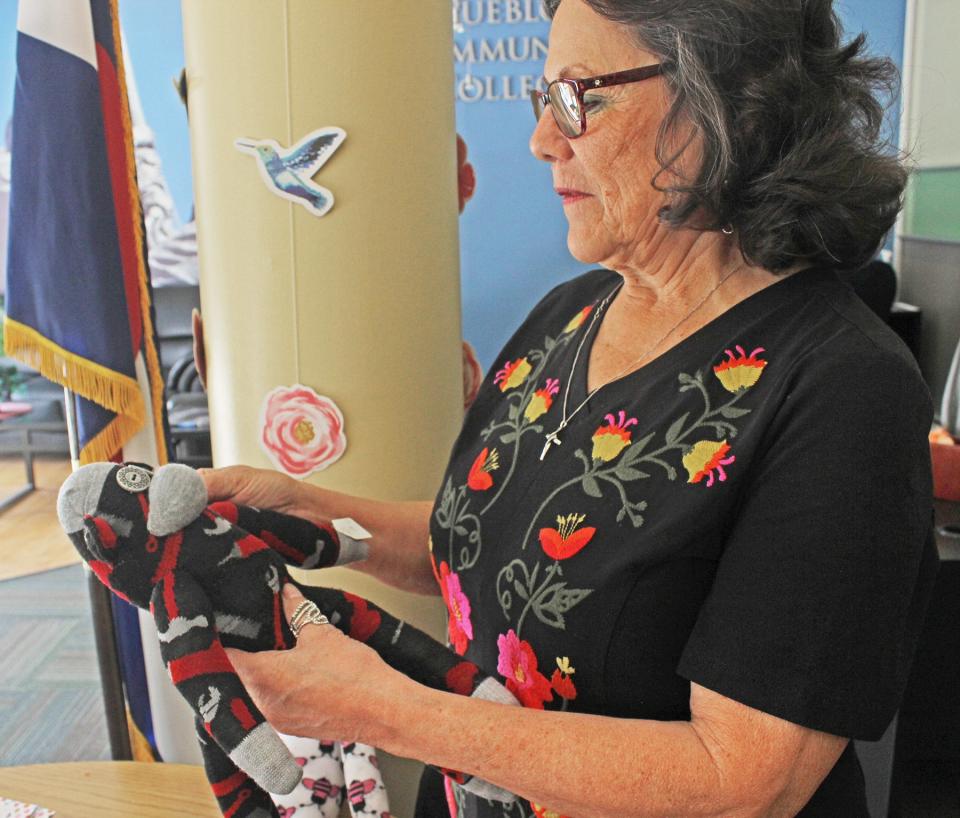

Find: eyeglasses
<box><xmin>530</xmin><ymin>64</ymin><xmax>664</xmax><ymax>138</ymax></box>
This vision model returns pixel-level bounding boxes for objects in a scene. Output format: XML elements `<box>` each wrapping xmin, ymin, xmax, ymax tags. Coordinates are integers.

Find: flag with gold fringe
<box><xmin>4</xmin><ymin>0</ymin><xmax>169</xmax><ymax>762</ymax></box>
<box><xmin>4</xmin><ymin>0</ymin><xmax>167</xmax><ymax>467</ymax></box>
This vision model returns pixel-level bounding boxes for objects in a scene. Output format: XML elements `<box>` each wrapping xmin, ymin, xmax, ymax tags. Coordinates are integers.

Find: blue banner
<box><xmin>453</xmin><ymin>0</ymin><xmax>907</xmax><ymax>370</ymax></box>
<box><xmin>454</xmin><ymin>1</ymin><xmax>588</xmax><ymax>370</ymax></box>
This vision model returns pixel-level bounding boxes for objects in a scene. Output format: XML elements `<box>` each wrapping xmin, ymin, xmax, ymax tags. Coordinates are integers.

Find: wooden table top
<box><xmin>0</xmin><ymin>762</ymin><xmax>220</xmax><ymax>818</ymax></box>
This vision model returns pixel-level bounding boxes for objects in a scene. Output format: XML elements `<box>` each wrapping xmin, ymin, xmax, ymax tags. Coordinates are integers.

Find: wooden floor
<box><xmin>0</xmin><ymin>456</ymin><xmax>78</xmax><ymax>581</ymax></box>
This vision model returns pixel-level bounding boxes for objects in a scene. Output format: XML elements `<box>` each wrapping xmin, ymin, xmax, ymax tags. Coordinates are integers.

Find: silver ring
<box><xmin>289</xmin><ymin>599</ymin><xmax>331</xmax><ymax>638</ymax></box>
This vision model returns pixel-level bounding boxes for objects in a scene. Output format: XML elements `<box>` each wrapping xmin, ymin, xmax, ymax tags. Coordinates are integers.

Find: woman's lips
<box><xmin>556</xmin><ymin>188</ymin><xmax>591</xmax><ymax>205</ymax></box>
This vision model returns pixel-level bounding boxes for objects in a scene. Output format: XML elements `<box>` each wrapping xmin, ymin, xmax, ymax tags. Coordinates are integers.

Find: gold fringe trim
<box><xmin>80</xmin><ymin>411</ymin><xmax>147</xmax><ymax>465</ymax></box>
<box><xmin>3</xmin><ymin>317</ymin><xmax>146</xmax><ymax>464</ymax></box>
<box><xmin>5</xmin><ymin>5</ymin><xmax>170</xmax><ymax>467</ymax></box>
<box><xmin>126</xmin><ymin>708</ymin><xmax>158</xmax><ymax>763</ymax></box>
<box><xmin>108</xmin><ymin>0</ymin><xmax>168</xmax><ymax>466</ymax></box>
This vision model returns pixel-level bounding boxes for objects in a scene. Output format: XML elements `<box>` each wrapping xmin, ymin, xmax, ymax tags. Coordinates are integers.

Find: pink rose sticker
<box><xmin>260</xmin><ymin>384</ymin><xmax>347</xmax><ymax>478</ymax></box>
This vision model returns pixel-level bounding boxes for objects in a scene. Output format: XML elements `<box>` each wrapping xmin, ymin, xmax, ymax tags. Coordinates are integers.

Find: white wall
<box><xmin>903</xmin><ymin>0</ymin><xmax>960</xmax><ymax>168</ymax></box>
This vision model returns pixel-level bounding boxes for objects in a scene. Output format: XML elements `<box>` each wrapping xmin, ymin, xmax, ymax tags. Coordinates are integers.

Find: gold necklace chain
<box><xmin>540</xmin><ymin>265</ymin><xmax>744</xmax><ymax>461</ymax></box>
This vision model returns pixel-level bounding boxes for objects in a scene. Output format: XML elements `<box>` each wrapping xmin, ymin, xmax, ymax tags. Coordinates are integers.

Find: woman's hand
<box><xmin>200</xmin><ymin>465</ymin><xmax>303</xmax><ymax>516</ymax></box>
<box><xmin>224</xmin><ymin>585</ymin><xmax>413</xmax><ymax>742</ymax></box>
<box><xmin>200</xmin><ymin>465</ymin><xmax>439</xmax><ymax>595</ymax></box>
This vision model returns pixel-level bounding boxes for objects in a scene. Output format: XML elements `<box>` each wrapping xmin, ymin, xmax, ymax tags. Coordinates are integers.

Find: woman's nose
<box><xmin>529</xmin><ymin>104</ymin><xmax>573</xmax><ymax>163</ymax></box>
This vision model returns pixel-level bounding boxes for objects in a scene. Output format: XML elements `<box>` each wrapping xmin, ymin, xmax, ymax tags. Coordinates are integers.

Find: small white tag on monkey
<box><xmin>332</xmin><ymin>518</ymin><xmax>371</xmax><ymax>540</ymax></box>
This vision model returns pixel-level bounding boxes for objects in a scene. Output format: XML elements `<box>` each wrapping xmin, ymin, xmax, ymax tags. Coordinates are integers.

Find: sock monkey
<box><xmin>57</xmin><ymin>462</ymin><xmax>517</xmax><ymax>818</ymax></box>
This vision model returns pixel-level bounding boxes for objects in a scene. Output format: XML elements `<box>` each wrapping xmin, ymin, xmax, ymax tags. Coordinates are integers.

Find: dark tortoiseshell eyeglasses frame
<box><xmin>530</xmin><ymin>63</ymin><xmax>664</xmax><ymax>138</ymax></box>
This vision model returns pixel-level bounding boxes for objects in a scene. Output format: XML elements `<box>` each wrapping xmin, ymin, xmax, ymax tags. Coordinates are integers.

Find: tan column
<box><xmin>182</xmin><ymin>2</ymin><xmax>461</xmax><ymax>812</ymax></box>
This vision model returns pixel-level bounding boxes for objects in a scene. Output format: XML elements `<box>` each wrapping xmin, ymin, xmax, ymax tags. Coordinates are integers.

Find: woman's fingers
<box><xmin>225</xmin><ymin>587</ymin><xmax>402</xmax><ymax>740</ymax></box>
<box><xmin>224</xmin><ymin>645</ymin><xmax>252</xmax><ymax>675</ymax></box>
<box><xmin>223</xmin><ymin>646</ymin><xmax>284</xmax><ymax>724</ymax></box>
<box><xmin>198</xmin><ymin>464</ymin><xmax>295</xmax><ymax>510</ymax></box>
<box><xmin>283</xmin><ymin>584</ymin><xmax>336</xmax><ymax>646</ymax></box>
<box><xmin>197</xmin><ymin>465</ymin><xmax>242</xmax><ymax>502</ymax></box>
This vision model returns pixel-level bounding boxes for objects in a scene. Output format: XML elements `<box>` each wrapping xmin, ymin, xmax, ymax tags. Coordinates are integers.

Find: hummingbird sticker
<box><xmin>234</xmin><ymin>127</ymin><xmax>347</xmax><ymax>217</ymax></box>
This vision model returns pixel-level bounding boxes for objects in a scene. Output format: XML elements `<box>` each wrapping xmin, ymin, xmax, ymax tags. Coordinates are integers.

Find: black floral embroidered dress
<box><xmin>425</xmin><ymin>267</ymin><xmax>937</xmax><ymax>818</ymax></box>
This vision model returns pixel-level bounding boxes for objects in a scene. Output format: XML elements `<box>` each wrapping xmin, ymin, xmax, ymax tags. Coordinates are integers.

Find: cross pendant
<box><xmin>540</xmin><ymin>430</ymin><xmax>562</xmax><ymax>461</ymax></box>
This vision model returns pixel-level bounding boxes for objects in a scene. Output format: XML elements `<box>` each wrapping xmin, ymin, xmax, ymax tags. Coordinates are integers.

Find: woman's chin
<box><xmin>565</xmin><ymin>231</ymin><xmax>609</xmax><ymax>266</ymax></box>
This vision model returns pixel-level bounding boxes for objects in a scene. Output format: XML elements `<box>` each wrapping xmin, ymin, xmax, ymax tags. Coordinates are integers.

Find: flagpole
<box><xmin>66</xmin><ymin>387</ymin><xmax>133</xmax><ymax>761</ymax></box>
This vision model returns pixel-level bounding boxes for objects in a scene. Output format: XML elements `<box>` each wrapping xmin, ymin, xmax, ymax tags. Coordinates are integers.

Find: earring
<box><xmin>721</xmin><ymin>224</ymin><xmax>734</xmax><ymax>235</ymax></box>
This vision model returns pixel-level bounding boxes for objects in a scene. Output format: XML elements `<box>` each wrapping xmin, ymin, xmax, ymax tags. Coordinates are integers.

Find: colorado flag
<box><xmin>3</xmin><ymin>0</ymin><xmax>168</xmax><ymax>467</ymax></box>
<box><xmin>3</xmin><ymin>0</ymin><xmax>170</xmax><ymax>762</ymax></box>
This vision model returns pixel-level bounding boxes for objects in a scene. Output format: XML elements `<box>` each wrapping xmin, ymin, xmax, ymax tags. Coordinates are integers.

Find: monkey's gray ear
<box><xmin>57</xmin><ymin>463</ymin><xmax>116</xmax><ymax>534</ymax></box>
<box><xmin>147</xmin><ymin>463</ymin><xmax>208</xmax><ymax>536</ymax></box>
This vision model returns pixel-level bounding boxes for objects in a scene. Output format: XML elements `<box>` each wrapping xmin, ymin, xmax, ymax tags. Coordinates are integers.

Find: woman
<box><xmin>206</xmin><ymin>1</ymin><xmax>937</xmax><ymax>815</ymax></box>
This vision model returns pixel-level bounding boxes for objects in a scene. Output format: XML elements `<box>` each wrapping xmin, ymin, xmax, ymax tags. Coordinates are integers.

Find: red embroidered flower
<box><xmin>439</xmin><ymin>561</ymin><xmax>473</xmax><ymax>655</ymax></box>
<box><xmin>591</xmin><ymin>410</ymin><xmax>638</xmax><ymax>462</ymax></box>
<box><xmin>260</xmin><ymin>385</ymin><xmax>346</xmax><ymax>477</ymax></box>
<box><xmin>550</xmin><ymin>670</ymin><xmax>577</xmax><ymax>701</ymax></box>
<box><xmin>538</xmin><ymin>513</ymin><xmax>596</xmax><ymax>561</ymax></box>
<box><xmin>563</xmin><ymin>305</ymin><xmax>592</xmax><ymax>334</ymax></box>
<box><xmin>494</xmin><ymin>357</ymin><xmax>532</xmax><ymax>391</ymax></box>
<box><xmin>467</xmin><ymin>447</ymin><xmax>499</xmax><ymax>490</ymax></box>
<box><xmin>524</xmin><ymin>378</ymin><xmax>560</xmax><ymax>422</ymax></box>
<box><xmin>713</xmin><ymin>345</ymin><xmax>767</xmax><ymax>392</ymax></box>
<box><xmin>551</xmin><ymin>656</ymin><xmax>577</xmax><ymax>701</ymax></box>
<box><xmin>457</xmin><ymin>134</ymin><xmax>476</xmax><ymax>214</ymax></box>
<box><xmin>683</xmin><ymin>440</ymin><xmax>736</xmax><ymax>486</ymax></box>
<box><xmin>496</xmin><ymin>630</ymin><xmax>553</xmax><ymax>709</ymax></box>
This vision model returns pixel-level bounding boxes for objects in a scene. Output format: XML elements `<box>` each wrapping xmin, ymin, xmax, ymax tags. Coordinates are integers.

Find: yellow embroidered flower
<box><xmin>524</xmin><ymin>378</ymin><xmax>560</xmax><ymax>422</ymax></box>
<box><xmin>591</xmin><ymin>410</ymin><xmax>638</xmax><ymax>461</ymax></box>
<box><xmin>683</xmin><ymin>440</ymin><xmax>736</xmax><ymax>487</ymax></box>
<box><xmin>713</xmin><ymin>345</ymin><xmax>767</xmax><ymax>392</ymax></box>
<box><xmin>562</xmin><ymin>305</ymin><xmax>592</xmax><ymax>334</ymax></box>
<box><xmin>556</xmin><ymin>656</ymin><xmax>575</xmax><ymax>675</ymax></box>
<box><xmin>494</xmin><ymin>357</ymin><xmax>532</xmax><ymax>391</ymax></box>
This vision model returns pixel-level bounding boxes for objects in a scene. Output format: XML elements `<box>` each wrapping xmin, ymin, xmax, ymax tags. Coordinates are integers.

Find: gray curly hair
<box><xmin>544</xmin><ymin>0</ymin><xmax>907</xmax><ymax>272</ymax></box>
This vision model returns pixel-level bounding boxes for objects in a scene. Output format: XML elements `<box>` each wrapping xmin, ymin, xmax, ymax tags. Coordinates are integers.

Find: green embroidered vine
<box><xmin>496</xmin><ymin>559</ymin><xmax>593</xmax><ymax>634</ymax></box>
<box><xmin>434</xmin><ymin>477</ymin><xmax>483</xmax><ymax>571</ymax></box>
<box><xmin>519</xmin><ymin>368</ymin><xmax>753</xmax><ymax>551</ymax></box>
<box><xmin>479</xmin><ymin>332</ymin><xmax>573</xmax><ymax>514</ymax></box>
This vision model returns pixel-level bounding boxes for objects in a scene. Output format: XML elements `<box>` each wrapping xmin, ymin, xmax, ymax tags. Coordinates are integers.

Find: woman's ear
<box><xmin>146</xmin><ymin>463</ymin><xmax>208</xmax><ymax>536</ymax></box>
<box><xmin>57</xmin><ymin>462</ymin><xmax>116</xmax><ymax>535</ymax></box>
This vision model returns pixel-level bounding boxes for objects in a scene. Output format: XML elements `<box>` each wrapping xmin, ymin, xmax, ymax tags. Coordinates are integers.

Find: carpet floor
<box><xmin>0</xmin><ymin>564</ymin><xmax>110</xmax><ymax>765</ymax></box>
